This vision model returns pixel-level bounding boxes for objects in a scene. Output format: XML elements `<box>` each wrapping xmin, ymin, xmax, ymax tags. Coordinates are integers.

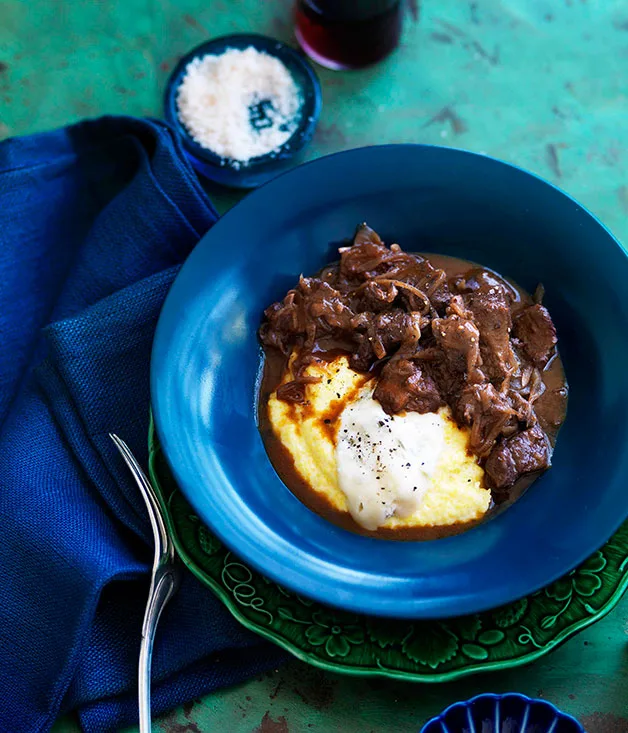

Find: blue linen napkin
<box><xmin>0</xmin><ymin>116</ymin><xmax>286</xmax><ymax>733</ymax></box>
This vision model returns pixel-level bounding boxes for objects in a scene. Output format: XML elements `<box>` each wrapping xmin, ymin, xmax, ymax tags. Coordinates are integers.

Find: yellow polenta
<box><xmin>267</xmin><ymin>355</ymin><xmax>491</xmax><ymax>529</ymax></box>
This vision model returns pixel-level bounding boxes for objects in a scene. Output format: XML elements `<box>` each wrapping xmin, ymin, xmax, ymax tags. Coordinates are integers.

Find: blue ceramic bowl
<box><xmin>421</xmin><ymin>693</ymin><xmax>584</xmax><ymax>732</ymax></box>
<box><xmin>151</xmin><ymin>145</ymin><xmax>628</xmax><ymax>618</ymax></box>
<box><xmin>164</xmin><ymin>34</ymin><xmax>321</xmax><ymax>189</ymax></box>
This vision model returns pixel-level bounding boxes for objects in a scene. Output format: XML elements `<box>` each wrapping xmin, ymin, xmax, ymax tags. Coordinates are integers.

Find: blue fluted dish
<box><xmin>152</xmin><ymin>144</ymin><xmax>628</xmax><ymax>619</ymax></box>
<box><xmin>421</xmin><ymin>693</ymin><xmax>584</xmax><ymax>732</ymax></box>
<box><xmin>164</xmin><ymin>34</ymin><xmax>321</xmax><ymax>189</ymax></box>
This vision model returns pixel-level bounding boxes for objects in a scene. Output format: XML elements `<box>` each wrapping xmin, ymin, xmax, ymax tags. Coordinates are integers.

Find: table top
<box><xmin>3</xmin><ymin>0</ymin><xmax>627</xmax><ymax>730</ymax></box>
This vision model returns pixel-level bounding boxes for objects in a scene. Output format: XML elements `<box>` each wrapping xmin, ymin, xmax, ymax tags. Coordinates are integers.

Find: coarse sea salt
<box><xmin>176</xmin><ymin>46</ymin><xmax>302</xmax><ymax>168</ymax></box>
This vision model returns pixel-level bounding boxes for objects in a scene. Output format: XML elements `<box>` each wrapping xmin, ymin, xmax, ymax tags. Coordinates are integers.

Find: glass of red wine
<box><xmin>295</xmin><ymin>0</ymin><xmax>403</xmax><ymax>70</ymax></box>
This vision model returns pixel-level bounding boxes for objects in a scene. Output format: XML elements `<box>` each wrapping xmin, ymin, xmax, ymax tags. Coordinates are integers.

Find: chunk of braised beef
<box><xmin>508</xmin><ymin>423</ymin><xmax>551</xmax><ymax>474</ymax></box>
<box><xmin>392</xmin><ymin>257</ymin><xmax>451</xmax><ymax>314</ymax></box>
<box><xmin>339</xmin><ymin>225</ymin><xmax>397</xmax><ymax>280</ymax></box>
<box><xmin>356</xmin><ymin>280</ymin><xmax>398</xmax><ymax>312</ymax></box>
<box><xmin>484</xmin><ymin>440</ymin><xmax>517</xmax><ymax>488</ymax></box>
<box><xmin>374</xmin><ymin>358</ymin><xmax>444</xmax><ymax>415</ymax></box>
<box><xmin>452</xmin><ymin>269</ymin><xmax>516</xmax><ymax>298</ymax></box>
<box><xmin>513</xmin><ymin>304</ymin><xmax>557</xmax><ymax>366</ymax></box>
<box><xmin>350</xmin><ymin>337</ymin><xmax>376</xmax><ymax>372</ymax></box>
<box><xmin>485</xmin><ymin>425</ymin><xmax>552</xmax><ymax>489</ymax></box>
<box><xmin>464</xmin><ymin>285</ymin><xmax>518</xmax><ymax>387</ymax></box>
<box><xmin>422</xmin><ymin>351</ymin><xmax>466</xmax><ymax>403</ymax></box>
<box><xmin>410</xmin><ymin>258</ymin><xmax>446</xmax><ymax>293</ymax></box>
<box><xmin>390</xmin><ymin>311</ymin><xmax>425</xmax><ymax>355</ymax></box>
<box><xmin>430</xmin><ymin>282</ymin><xmax>453</xmax><ymax>314</ymax></box>
<box><xmin>456</xmin><ymin>383</ymin><xmax>518</xmax><ymax>457</ymax></box>
<box><xmin>432</xmin><ymin>313</ymin><xmax>484</xmax><ymax>384</ymax></box>
<box><xmin>371</xmin><ymin>310</ymin><xmax>423</xmax><ymax>358</ymax></box>
<box><xmin>297</xmin><ymin>277</ymin><xmax>355</xmax><ymax>335</ymax></box>
<box><xmin>259</xmin><ymin>291</ymin><xmax>304</xmax><ymax>354</ymax></box>
<box><xmin>350</xmin><ymin>311</ymin><xmax>423</xmax><ymax>370</ymax></box>
<box><xmin>260</xmin><ymin>278</ymin><xmax>356</xmax><ymax>354</ymax></box>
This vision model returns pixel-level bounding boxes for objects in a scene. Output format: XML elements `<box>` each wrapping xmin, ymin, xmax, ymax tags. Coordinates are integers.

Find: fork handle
<box><xmin>138</xmin><ymin>568</ymin><xmax>178</xmax><ymax>732</ymax></box>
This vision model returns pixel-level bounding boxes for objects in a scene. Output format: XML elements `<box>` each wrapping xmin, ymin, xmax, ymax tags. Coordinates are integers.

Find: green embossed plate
<box><xmin>148</xmin><ymin>421</ymin><xmax>628</xmax><ymax>681</ymax></box>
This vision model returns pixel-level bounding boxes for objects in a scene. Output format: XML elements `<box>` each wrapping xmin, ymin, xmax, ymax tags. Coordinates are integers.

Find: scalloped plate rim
<box><xmin>421</xmin><ymin>692</ymin><xmax>585</xmax><ymax>731</ymax></box>
<box><xmin>148</xmin><ymin>419</ymin><xmax>628</xmax><ymax>683</ymax></box>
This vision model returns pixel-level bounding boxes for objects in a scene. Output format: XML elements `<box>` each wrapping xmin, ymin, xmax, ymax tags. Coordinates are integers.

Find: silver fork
<box><xmin>110</xmin><ymin>433</ymin><xmax>180</xmax><ymax>733</ymax></box>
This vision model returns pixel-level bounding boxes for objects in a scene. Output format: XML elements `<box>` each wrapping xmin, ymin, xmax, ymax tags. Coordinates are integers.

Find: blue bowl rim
<box><xmin>152</xmin><ymin>142</ymin><xmax>628</xmax><ymax>619</ymax></box>
<box><xmin>163</xmin><ymin>33</ymin><xmax>322</xmax><ymax>171</ymax></box>
<box><xmin>420</xmin><ymin>692</ymin><xmax>585</xmax><ymax>731</ymax></box>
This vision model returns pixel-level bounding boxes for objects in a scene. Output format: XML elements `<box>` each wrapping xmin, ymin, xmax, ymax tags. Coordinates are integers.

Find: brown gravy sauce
<box><xmin>258</xmin><ymin>253</ymin><xmax>567</xmax><ymax>541</ymax></box>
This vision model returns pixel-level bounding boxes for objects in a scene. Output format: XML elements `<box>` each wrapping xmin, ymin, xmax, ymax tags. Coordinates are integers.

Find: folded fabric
<box><xmin>0</xmin><ymin>117</ymin><xmax>286</xmax><ymax>733</ymax></box>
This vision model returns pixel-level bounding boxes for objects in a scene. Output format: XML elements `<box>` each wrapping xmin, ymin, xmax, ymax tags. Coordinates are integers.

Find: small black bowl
<box><xmin>164</xmin><ymin>34</ymin><xmax>322</xmax><ymax>189</ymax></box>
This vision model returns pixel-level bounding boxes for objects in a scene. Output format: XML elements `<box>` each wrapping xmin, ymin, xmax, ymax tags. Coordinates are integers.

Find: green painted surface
<box><xmin>49</xmin><ymin>599</ymin><xmax>628</xmax><ymax>732</ymax></box>
<box><xmin>2</xmin><ymin>0</ymin><xmax>628</xmax><ymax>730</ymax></box>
